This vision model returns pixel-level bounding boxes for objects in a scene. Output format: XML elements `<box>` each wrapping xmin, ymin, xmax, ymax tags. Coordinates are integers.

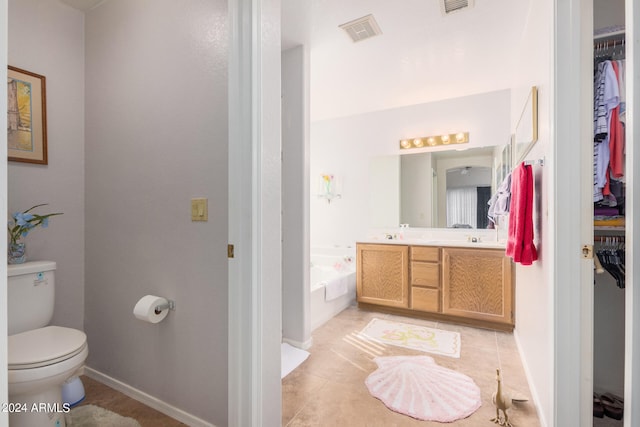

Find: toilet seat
<box><xmin>9</xmin><ymin>326</ymin><xmax>87</xmax><ymax>369</ymax></box>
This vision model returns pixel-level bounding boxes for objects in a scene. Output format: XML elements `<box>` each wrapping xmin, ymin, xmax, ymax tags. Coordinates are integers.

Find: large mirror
<box><xmin>370</xmin><ymin>145</ymin><xmax>505</xmax><ymax>229</ymax></box>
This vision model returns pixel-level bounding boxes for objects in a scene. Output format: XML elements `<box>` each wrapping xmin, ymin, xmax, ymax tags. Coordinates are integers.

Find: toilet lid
<box><xmin>9</xmin><ymin>326</ymin><xmax>87</xmax><ymax>369</ymax></box>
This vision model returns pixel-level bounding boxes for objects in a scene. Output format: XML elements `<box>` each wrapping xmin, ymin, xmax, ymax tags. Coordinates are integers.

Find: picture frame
<box><xmin>513</xmin><ymin>86</ymin><xmax>538</xmax><ymax>165</ymax></box>
<box><xmin>7</xmin><ymin>66</ymin><xmax>48</xmax><ymax>164</ymax></box>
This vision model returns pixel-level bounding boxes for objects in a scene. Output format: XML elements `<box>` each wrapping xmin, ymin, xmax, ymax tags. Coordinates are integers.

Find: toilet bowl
<box><xmin>8</xmin><ymin>327</ymin><xmax>88</xmax><ymax>427</ymax></box>
<box><xmin>8</xmin><ymin>262</ymin><xmax>89</xmax><ymax>427</ymax></box>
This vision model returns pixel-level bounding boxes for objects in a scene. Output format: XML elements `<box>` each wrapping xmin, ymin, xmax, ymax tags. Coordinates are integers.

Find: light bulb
<box><xmin>400</xmin><ymin>139</ymin><xmax>411</xmax><ymax>149</ymax></box>
<box><xmin>441</xmin><ymin>134</ymin><xmax>450</xmax><ymax>144</ymax></box>
<box><xmin>427</xmin><ymin>137</ymin><xmax>436</xmax><ymax>146</ymax></box>
<box><xmin>413</xmin><ymin>138</ymin><xmax>424</xmax><ymax>147</ymax></box>
<box><xmin>456</xmin><ymin>132</ymin><xmax>466</xmax><ymax>143</ymax></box>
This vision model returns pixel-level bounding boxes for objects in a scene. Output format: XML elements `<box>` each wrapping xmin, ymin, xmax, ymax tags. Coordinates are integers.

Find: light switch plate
<box><xmin>191</xmin><ymin>198</ymin><xmax>208</xmax><ymax>221</ymax></box>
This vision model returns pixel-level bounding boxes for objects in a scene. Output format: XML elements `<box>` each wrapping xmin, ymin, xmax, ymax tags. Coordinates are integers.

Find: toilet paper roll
<box><xmin>133</xmin><ymin>295</ymin><xmax>169</xmax><ymax>323</ymax></box>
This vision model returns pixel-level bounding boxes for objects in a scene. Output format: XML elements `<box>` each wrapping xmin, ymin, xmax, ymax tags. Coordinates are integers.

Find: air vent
<box><xmin>339</xmin><ymin>14</ymin><xmax>382</xmax><ymax>43</ymax></box>
<box><xmin>441</xmin><ymin>0</ymin><xmax>475</xmax><ymax>15</ymax></box>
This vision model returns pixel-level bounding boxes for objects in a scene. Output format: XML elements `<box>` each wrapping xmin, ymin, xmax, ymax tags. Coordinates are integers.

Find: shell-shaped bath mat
<box><xmin>365</xmin><ymin>355</ymin><xmax>482</xmax><ymax>422</ymax></box>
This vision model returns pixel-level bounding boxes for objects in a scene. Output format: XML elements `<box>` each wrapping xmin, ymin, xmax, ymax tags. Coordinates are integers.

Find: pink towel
<box><xmin>505</xmin><ymin>163</ymin><xmax>538</xmax><ymax>265</ymax></box>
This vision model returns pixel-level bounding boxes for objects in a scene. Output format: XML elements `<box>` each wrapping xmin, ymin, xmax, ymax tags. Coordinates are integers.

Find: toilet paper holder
<box><xmin>154</xmin><ymin>300</ymin><xmax>176</xmax><ymax>315</ymax></box>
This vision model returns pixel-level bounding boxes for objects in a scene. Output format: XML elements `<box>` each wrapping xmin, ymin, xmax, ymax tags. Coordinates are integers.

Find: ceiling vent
<box><xmin>441</xmin><ymin>0</ymin><xmax>475</xmax><ymax>15</ymax></box>
<box><xmin>339</xmin><ymin>14</ymin><xmax>382</xmax><ymax>43</ymax></box>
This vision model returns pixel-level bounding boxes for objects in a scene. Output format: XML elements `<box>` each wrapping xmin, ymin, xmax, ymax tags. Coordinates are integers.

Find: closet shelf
<box><xmin>594</xmin><ymin>226</ymin><xmax>625</xmax><ymax>233</ymax></box>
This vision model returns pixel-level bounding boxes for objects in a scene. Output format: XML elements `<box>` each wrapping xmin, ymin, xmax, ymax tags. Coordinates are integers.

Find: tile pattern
<box><xmin>77</xmin><ymin>375</ymin><xmax>187</xmax><ymax>427</ymax></box>
<box><xmin>283</xmin><ymin>305</ymin><xmax>541</xmax><ymax>427</ymax></box>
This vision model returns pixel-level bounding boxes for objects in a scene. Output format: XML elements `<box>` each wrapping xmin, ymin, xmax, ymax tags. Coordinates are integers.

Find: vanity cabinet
<box><xmin>410</xmin><ymin>246</ymin><xmax>440</xmax><ymax>313</ymax></box>
<box><xmin>356</xmin><ymin>244</ymin><xmax>409</xmax><ymax>308</ymax></box>
<box><xmin>356</xmin><ymin>243</ymin><xmax>514</xmax><ymax>331</ymax></box>
<box><xmin>441</xmin><ymin>247</ymin><xmax>513</xmax><ymax>326</ymax></box>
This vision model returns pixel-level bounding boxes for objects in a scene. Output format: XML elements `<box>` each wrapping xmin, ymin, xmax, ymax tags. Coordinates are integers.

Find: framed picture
<box><xmin>7</xmin><ymin>66</ymin><xmax>48</xmax><ymax>164</ymax></box>
<box><xmin>513</xmin><ymin>86</ymin><xmax>538</xmax><ymax>164</ymax></box>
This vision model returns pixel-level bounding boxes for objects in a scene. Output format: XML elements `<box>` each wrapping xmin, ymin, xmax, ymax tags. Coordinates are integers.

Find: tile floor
<box><xmin>73</xmin><ymin>306</ymin><xmax>624</xmax><ymax>427</ymax></box>
<box><xmin>283</xmin><ymin>305</ymin><xmax>541</xmax><ymax>427</ymax></box>
<box><xmin>77</xmin><ymin>375</ymin><xmax>186</xmax><ymax>427</ymax></box>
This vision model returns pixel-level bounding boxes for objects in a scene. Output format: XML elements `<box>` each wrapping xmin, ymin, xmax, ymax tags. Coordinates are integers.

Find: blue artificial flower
<box><xmin>7</xmin><ymin>204</ymin><xmax>63</xmax><ymax>246</ymax></box>
<box><xmin>15</xmin><ymin>212</ymin><xmax>34</xmax><ymax>226</ymax></box>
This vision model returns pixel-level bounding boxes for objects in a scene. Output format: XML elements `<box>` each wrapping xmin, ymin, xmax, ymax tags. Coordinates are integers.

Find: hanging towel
<box><xmin>505</xmin><ymin>163</ymin><xmax>538</xmax><ymax>265</ymax></box>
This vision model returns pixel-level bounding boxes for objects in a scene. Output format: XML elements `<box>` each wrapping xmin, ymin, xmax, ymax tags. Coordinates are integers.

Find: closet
<box><xmin>593</xmin><ymin>0</ymin><xmax>626</xmax><ymax>424</ymax></box>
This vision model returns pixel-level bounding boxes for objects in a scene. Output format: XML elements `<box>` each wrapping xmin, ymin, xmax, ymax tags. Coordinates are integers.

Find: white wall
<box><xmin>83</xmin><ymin>1</ymin><xmax>228</xmax><ymax>424</ymax></box>
<box><xmin>8</xmin><ymin>0</ymin><xmax>85</xmax><ymax>330</ymax></box>
<box><xmin>509</xmin><ymin>1</ymin><xmax>554</xmax><ymax>425</ymax></box>
<box><xmin>282</xmin><ymin>45</ymin><xmax>311</xmax><ymax>347</ymax></box>
<box><xmin>310</xmin><ymin>89</ymin><xmax>510</xmax><ymax>247</ymax></box>
<box><xmin>594</xmin><ymin>0</ymin><xmax>625</xmax><ymax>30</ymax></box>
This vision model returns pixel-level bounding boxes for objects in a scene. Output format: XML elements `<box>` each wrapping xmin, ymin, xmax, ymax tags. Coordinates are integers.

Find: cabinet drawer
<box><xmin>411</xmin><ymin>262</ymin><xmax>440</xmax><ymax>287</ymax></box>
<box><xmin>411</xmin><ymin>287</ymin><xmax>440</xmax><ymax>312</ymax></box>
<box><xmin>411</xmin><ymin>246</ymin><xmax>440</xmax><ymax>262</ymax></box>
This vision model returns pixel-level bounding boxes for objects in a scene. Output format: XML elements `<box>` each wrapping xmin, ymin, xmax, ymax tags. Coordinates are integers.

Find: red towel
<box><xmin>505</xmin><ymin>163</ymin><xmax>538</xmax><ymax>265</ymax></box>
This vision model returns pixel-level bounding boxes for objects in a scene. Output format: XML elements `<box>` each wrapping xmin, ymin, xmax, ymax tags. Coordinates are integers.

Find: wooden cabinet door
<box><xmin>357</xmin><ymin>244</ymin><xmax>409</xmax><ymax>308</ymax></box>
<box><xmin>441</xmin><ymin>248</ymin><xmax>513</xmax><ymax>326</ymax></box>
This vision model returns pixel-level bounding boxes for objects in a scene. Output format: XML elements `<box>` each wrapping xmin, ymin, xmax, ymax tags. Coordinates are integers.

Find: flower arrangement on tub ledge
<box><xmin>7</xmin><ymin>204</ymin><xmax>62</xmax><ymax>264</ymax></box>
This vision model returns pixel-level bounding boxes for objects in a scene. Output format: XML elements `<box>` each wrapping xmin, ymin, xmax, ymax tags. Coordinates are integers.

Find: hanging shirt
<box><xmin>617</xmin><ymin>60</ymin><xmax>626</xmax><ymax>123</ymax></box>
<box><xmin>609</xmin><ymin>60</ymin><xmax>624</xmax><ymax>180</ymax></box>
<box><xmin>593</xmin><ymin>60</ymin><xmax>619</xmax><ymax>202</ymax></box>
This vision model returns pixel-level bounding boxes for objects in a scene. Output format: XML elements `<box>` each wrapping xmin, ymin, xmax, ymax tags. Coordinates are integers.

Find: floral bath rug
<box><xmin>359</xmin><ymin>318</ymin><xmax>461</xmax><ymax>358</ymax></box>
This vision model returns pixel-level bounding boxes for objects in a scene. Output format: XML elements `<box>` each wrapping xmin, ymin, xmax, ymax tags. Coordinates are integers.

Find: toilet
<box><xmin>8</xmin><ymin>261</ymin><xmax>88</xmax><ymax>427</ymax></box>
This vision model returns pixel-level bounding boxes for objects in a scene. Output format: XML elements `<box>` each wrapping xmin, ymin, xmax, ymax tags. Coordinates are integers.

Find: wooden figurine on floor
<box><xmin>491</xmin><ymin>369</ymin><xmax>513</xmax><ymax>427</ymax></box>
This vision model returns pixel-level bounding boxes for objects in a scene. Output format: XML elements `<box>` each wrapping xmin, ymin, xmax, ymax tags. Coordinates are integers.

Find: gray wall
<box><xmin>84</xmin><ymin>1</ymin><xmax>228</xmax><ymax>424</ymax></box>
<box><xmin>8</xmin><ymin>0</ymin><xmax>85</xmax><ymax>330</ymax></box>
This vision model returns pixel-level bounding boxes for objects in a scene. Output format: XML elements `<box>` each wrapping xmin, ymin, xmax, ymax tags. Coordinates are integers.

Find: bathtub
<box><xmin>310</xmin><ymin>247</ymin><xmax>357</xmax><ymax>331</ymax></box>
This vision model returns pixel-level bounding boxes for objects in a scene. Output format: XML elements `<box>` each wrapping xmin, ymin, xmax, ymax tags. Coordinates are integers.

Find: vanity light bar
<box><xmin>399</xmin><ymin>132</ymin><xmax>469</xmax><ymax>150</ymax></box>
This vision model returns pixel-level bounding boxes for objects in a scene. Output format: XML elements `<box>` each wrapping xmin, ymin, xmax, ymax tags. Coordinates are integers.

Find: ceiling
<box><xmin>286</xmin><ymin>0</ymin><xmax>533</xmax><ymax>121</ymax></box>
<box><xmin>58</xmin><ymin>0</ymin><xmax>533</xmax><ymax>122</ymax></box>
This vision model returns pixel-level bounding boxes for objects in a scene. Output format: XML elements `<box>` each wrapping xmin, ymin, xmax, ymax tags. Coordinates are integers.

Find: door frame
<box><xmin>228</xmin><ymin>0</ymin><xmax>282</xmax><ymax>426</ymax></box>
<box><xmin>227</xmin><ymin>0</ymin><xmax>640</xmax><ymax>426</ymax></box>
<box><xmin>0</xmin><ymin>0</ymin><xmax>9</xmax><ymax>424</ymax></box>
<box><xmin>624</xmin><ymin>0</ymin><xmax>640</xmax><ymax>425</ymax></box>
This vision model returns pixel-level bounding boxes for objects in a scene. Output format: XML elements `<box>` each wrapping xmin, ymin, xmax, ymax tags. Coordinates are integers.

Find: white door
<box><xmin>554</xmin><ymin>0</ymin><xmax>595</xmax><ymax>425</ymax></box>
<box><xmin>228</xmin><ymin>0</ymin><xmax>283</xmax><ymax>426</ymax></box>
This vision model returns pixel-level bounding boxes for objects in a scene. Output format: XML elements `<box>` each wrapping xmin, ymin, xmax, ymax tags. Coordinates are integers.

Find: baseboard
<box><xmin>513</xmin><ymin>330</ymin><xmax>548</xmax><ymax>427</ymax></box>
<box><xmin>83</xmin><ymin>367</ymin><xmax>215</xmax><ymax>427</ymax></box>
<box><xmin>282</xmin><ymin>336</ymin><xmax>313</xmax><ymax>350</ymax></box>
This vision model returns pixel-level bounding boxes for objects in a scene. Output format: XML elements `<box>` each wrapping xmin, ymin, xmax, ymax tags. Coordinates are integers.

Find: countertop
<box><xmin>357</xmin><ymin>238</ymin><xmax>507</xmax><ymax>250</ymax></box>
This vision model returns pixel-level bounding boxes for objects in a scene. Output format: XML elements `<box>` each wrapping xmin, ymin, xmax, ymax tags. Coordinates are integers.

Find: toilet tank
<box><xmin>7</xmin><ymin>261</ymin><xmax>56</xmax><ymax>335</ymax></box>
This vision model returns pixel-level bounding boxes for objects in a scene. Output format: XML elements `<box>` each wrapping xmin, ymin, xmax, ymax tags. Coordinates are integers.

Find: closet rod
<box><xmin>594</xmin><ymin>38</ymin><xmax>625</xmax><ymax>48</ymax></box>
<box><xmin>594</xmin><ymin>235</ymin><xmax>625</xmax><ymax>242</ymax></box>
<box><xmin>593</xmin><ymin>35</ymin><xmax>625</xmax><ymax>48</ymax></box>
